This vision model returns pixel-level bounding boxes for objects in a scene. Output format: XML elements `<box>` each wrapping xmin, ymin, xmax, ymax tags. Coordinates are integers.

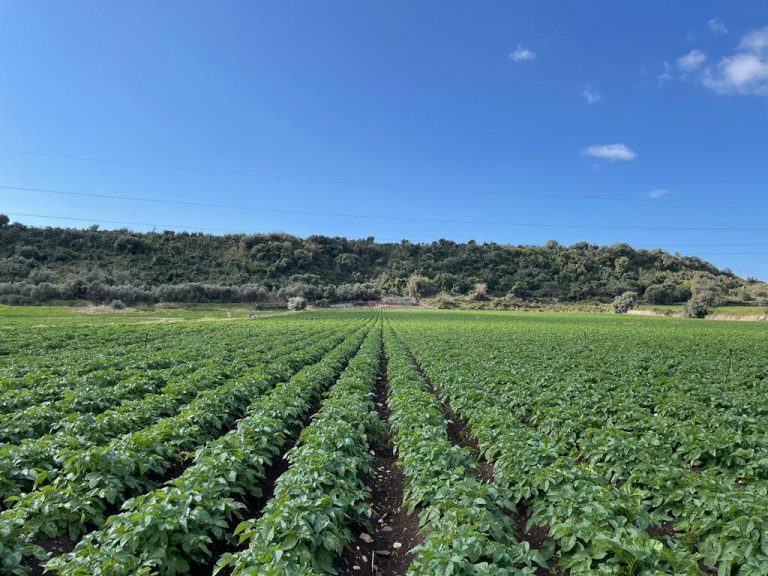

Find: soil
<box><xmin>25</xmin><ymin>535</ymin><xmax>76</xmax><ymax>576</ymax></box>
<box><xmin>336</xmin><ymin>350</ymin><xmax>421</xmax><ymax>576</ymax></box>
<box><xmin>628</xmin><ymin>309</ymin><xmax>768</xmax><ymax>322</ymax></box>
<box><xmin>513</xmin><ymin>502</ymin><xmax>550</xmax><ymax>550</ymax></box>
<box><xmin>647</xmin><ymin>521</ymin><xmax>677</xmax><ymax>539</ymax></box>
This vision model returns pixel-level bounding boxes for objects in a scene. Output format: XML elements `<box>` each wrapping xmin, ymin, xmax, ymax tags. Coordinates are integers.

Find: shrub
<box><xmin>278</xmin><ymin>282</ymin><xmax>324</xmax><ymax>302</ymax></box>
<box><xmin>114</xmin><ymin>235</ymin><xmax>149</xmax><ymax>254</ymax></box>
<box><xmin>644</xmin><ymin>282</ymin><xmax>690</xmax><ymax>304</ymax></box>
<box><xmin>239</xmin><ymin>284</ymin><xmax>270</xmax><ymax>303</ymax></box>
<box><xmin>334</xmin><ymin>282</ymin><xmax>380</xmax><ymax>302</ymax></box>
<box><xmin>690</xmin><ymin>275</ymin><xmax>723</xmax><ymax>307</ymax></box>
<box><xmin>15</xmin><ymin>245</ymin><xmax>43</xmax><ymax>261</ymax></box>
<box><xmin>30</xmin><ymin>282</ymin><xmax>62</xmax><ymax>302</ymax></box>
<box><xmin>405</xmin><ymin>274</ymin><xmax>438</xmax><ymax>298</ymax></box>
<box><xmin>684</xmin><ymin>298</ymin><xmax>708</xmax><ymax>318</ymax></box>
<box><xmin>612</xmin><ymin>291</ymin><xmax>638</xmax><ymax>314</ymax></box>
<box><xmin>109</xmin><ymin>299</ymin><xmax>126</xmax><ymax>310</ymax></box>
<box><xmin>287</xmin><ymin>296</ymin><xmax>307</xmax><ymax>310</ymax></box>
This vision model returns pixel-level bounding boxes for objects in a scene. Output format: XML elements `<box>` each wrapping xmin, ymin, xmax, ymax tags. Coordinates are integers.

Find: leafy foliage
<box><xmin>611</xmin><ymin>291</ymin><xmax>638</xmax><ymax>314</ymax></box>
<box><xmin>217</xmin><ymin>326</ymin><xmax>382</xmax><ymax>574</ymax></box>
<box><xmin>384</xmin><ymin>328</ymin><xmax>537</xmax><ymax>575</ymax></box>
<box><xmin>0</xmin><ymin>219</ymin><xmax>743</xmax><ymax>304</ymax></box>
<box><xmin>3</xmin><ymin>309</ymin><xmax>768</xmax><ymax>576</ymax></box>
<box><xmin>393</xmin><ymin>310</ymin><xmax>768</xmax><ymax>575</ymax></box>
<box><xmin>45</xmin><ymin>323</ymin><xmax>373</xmax><ymax>575</ymax></box>
<box><xmin>0</xmin><ymin>315</ymin><xmax>372</xmax><ymax>574</ymax></box>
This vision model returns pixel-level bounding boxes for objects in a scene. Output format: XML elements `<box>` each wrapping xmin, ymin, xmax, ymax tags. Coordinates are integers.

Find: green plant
<box><xmin>611</xmin><ymin>291</ymin><xmax>638</xmax><ymax>314</ymax></box>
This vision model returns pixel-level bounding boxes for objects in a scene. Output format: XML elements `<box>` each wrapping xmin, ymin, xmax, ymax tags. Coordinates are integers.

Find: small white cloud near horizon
<box><xmin>708</xmin><ymin>17</ymin><xmax>729</xmax><ymax>35</ymax></box>
<box><xmin>582</xmin><ymin>85</ymin><xmax>602</xmax><ymax>104</ymax></box>
<box><xmin>702</xmin><ymin>26</ymin><xmax>768</xmax><ymax>96</ymax></box>
<box><xmin>509</xmin><ymin>45</ymin><xmax>536</xmax><ymax>62</ymax></box>
<box><xmin>581</xmin><ymin>144</ymin><xmax>637</xmax><ymax>161</ymax></box>
<box><xmin>648</xmin><ymin>189</ymin><xmax>669</xmax><ymax>199</ymax></box>
<box><xmin>677</xmin><ymin>49</ymin><xmax>707</xmax><ymax>72</ymax></box>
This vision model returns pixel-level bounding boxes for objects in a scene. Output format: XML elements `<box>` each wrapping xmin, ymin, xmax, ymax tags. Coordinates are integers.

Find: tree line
<box><xmin>0</xmin><ymin>215</ymin><xmax>754</xmax><ymax>307</ymax></box>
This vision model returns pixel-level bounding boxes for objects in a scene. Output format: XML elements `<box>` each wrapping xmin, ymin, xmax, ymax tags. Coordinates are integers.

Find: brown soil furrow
<box><xmin>336</xmin><ymin>350</ymin><xmax>420</xmax><ymax>576</ymax></box>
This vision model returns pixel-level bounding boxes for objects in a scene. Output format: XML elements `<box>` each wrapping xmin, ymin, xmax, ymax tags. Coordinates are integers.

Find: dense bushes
<box><xmin>644</xmin><ymin>282</ymin><xmax>691</xmax><ymax>304</ymax></box>
<box><xmin>334</xmin><ymin>282</ymin><xmax>380</xmax><ymax>301</ymax></box>
<box><xmin>0</xmin><ymin>279</ymin><xmax>382</xmax><ymax>307</ymax></box>
<box><xmin>405</xmin><ymin>274</ymin><xmax>438</xmax><ymax>297</ymax></box>
<box><xmin>0</xmin><ymin>215</ymin><xmax>747</xmax><ymax>305</ymax></box>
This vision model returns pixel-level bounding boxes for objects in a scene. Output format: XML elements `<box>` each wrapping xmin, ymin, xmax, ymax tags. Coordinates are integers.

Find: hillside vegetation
<box><xmin>0</xmin><ymin>216</ymin><xmax>761</xmax><ymax>307</ymax></box>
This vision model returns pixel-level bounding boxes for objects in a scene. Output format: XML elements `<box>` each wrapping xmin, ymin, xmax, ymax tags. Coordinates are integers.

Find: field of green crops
<box><xmin>1</xmin><ymin>308</ymin><xmax>767</xmax><ymax>575</ymax></box>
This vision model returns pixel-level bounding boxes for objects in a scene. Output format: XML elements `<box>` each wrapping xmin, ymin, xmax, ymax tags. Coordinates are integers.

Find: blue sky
<box><xmin>1</xmin><ymin>1</ymin><xmax>767</xmax><ymax>278</ymax></box>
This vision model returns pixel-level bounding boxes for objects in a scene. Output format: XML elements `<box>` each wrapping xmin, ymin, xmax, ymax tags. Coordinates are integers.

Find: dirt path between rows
<box><xmin>336</xmin><ymin>350</ymin><xmax>420</xmax><ymax>576</ymax></box>
<box><xmin>409</xmin><ymin>353</ymin><xmax>563</xmax><ymax>575</ymax></box>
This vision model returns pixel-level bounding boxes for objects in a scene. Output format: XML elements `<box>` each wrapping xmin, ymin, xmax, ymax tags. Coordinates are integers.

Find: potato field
<box><xmin>1</xmin><ymin>309</ymin><xmax>767</xmax><ymax>575</ymax></box>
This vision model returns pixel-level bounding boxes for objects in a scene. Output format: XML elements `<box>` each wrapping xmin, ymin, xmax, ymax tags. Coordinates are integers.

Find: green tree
<box><xmin>405</xmin><ymin>274</ymin><xmax>438</xmax><ymax>298</ymax></box>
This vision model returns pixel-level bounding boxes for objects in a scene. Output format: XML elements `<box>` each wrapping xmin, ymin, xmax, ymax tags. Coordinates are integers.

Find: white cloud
<box><xmin>677</xmin><ymin>49</ymin><xmax>707</xmax><ymax>72</ymax></box>
<box><xmin>648</xmin><ymin>189</ymin><xmax>669</xmax><ymax>199</ymax></box>
<box><xmin>582</xmin><ymin>85</ymin><xmax>602</xmax><ymax>104</ymax></box>
<box><xmin>708</xmin><ymin>17</ymin><xmax>729</xmax><ymax>36</ymax></box>
<box><xmin>580</xmin><ymin>144</ymin><xmax>637</xmax><ymax>161</ymax></box>
<box><xmin>740</xmin><ymin>27</ymin><xmax>768</xmax><ymax>53</ymax></box>
<box><xmin>659</xmin><ymin>27</ymin><xmax>768</xmax><ymax>96</ymax></box>
<box><xmin>703</xmin><ymin>54</ymin><xmax>768</xmax><ymax>95</ymax></box>
<box><xmin>508</xmin><ymin>45</ymin><xmax>536</xmax><ymax>62</ymax></box>
<box><xmin>701</xmin><ymin>27</ymin><xmax>768</xmax><ymax>96</ymax></box>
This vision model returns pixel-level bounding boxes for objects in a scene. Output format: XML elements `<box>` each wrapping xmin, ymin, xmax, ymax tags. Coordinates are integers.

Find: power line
<box><xmin>3</xmin><ymin>212</ymin><xmax>249</xmax><ymax>234</ymax></box>
<box><xmin>0</xmin><ymin>148</ymin><xmax>734</xmax><ymax>205</ymax></box>
<box><xmin>644</xmin><ymin>243</ymin><xmax>768</xmax><ymax>248</ymax></box>
<box><xmin>3</xmin><ymin>185</ymin><xmax>767</xmax><ymax>232</ymax></box>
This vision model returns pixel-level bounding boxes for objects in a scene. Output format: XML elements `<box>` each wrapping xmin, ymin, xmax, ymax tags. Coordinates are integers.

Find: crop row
<box><xmin>0</xmin><ymin>323</ymin><xmax>185</xmax><ymax>388</ymax></box>
<box><xmin>218</xmin><ymin>323</ymin><xmax>383</xmax><ymax>575</ymax></box>
<box><xmin>0</xmin><ymin>317</ymin><xmax>320</xmax><ymax>415</ymax></box>
<box><xmin>411</xmin><ymin>325</ymin><xmax>768</xmax><ymax>574</ymax></box>
<box><xmin>0</xmin><ymin>366</ymin><xmax>187</xmax><ymax>443</ymax></box>
<box><xmin>391</xmin><ymin>318</ymin><xmax>701</xmax><ymax>574</ymax></box>
<box><xmin>0</xmin><ymin>322</ymin><xmax>341</xmax><ymax>502</ymax></box>
<box><xmin>0</xmin><ymin>317</ymin><xmax>373</xmax><ymax>574</ymax></box>
<box><xmin>393</xmin><ymin>314</ymin><xmax>768</xmax><ymax>574</ymax></box>
<box><xmin>384</xmin><ymin>326</ymin><xmax>536</xmax><ymax>575</ymax></box>
<box><xmin>45</xmin><ymin>321</ymin><xmax>376</xmax><ymax>575</ymax></box>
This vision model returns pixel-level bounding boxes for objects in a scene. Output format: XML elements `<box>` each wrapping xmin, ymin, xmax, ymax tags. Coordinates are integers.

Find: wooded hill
<box><xmin>0</xmin><ymin>216</ymin><xmax>754</xmax><ymax>306</ymax></box>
